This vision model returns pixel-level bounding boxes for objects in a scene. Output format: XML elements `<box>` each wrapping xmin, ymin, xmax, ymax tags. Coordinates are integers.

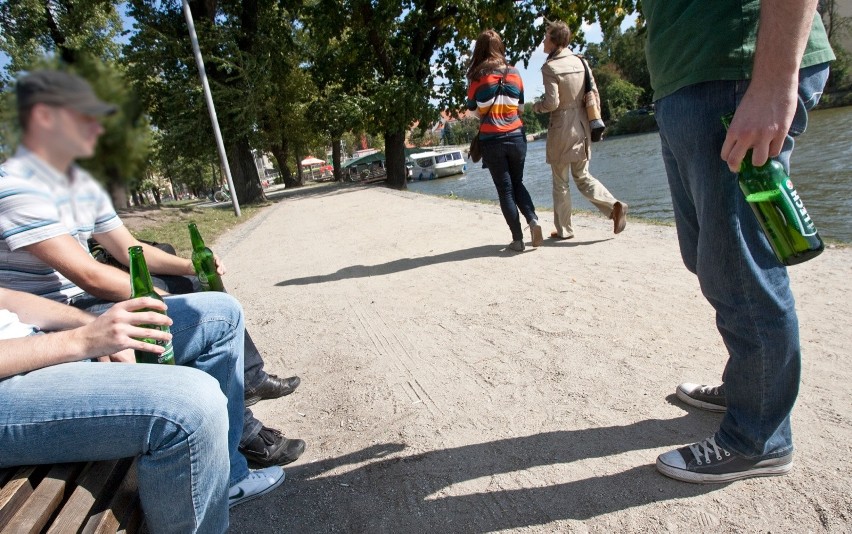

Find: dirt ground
<box><xmin>145</xmin><ymin>186</ymin><xmax>852</xmax><ymax>532</ymax></box>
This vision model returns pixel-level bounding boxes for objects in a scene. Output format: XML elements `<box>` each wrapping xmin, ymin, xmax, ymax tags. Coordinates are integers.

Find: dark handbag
<box><xmin>579</xmin><ymin>56</ymin><xmax>606</xmax><ymax>142</ymax></box>
<box><xmin>469</xmin><ymin>133</ymin><xmax>482</xmax><ymax>163</ymax></box>
<box><xmin>469</xmin><ymin>67</ymin><xmax>509</xmax><ymax>162</ymax></box>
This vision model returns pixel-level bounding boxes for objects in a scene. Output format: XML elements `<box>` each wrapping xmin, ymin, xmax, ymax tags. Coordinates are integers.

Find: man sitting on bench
<box><xmin>0</xmin><ymin>288</ymin><xmax>285</xmax><ymax>533</ymax></box>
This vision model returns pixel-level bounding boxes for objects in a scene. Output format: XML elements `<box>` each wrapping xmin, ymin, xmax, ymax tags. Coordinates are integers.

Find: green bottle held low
<box><xmin>128</xmin><ymin>246</ymin><xmax>175</xmax><ymax>365</ymax></box>
<box><xmin>721</xmin><ymin>114</ymin><xmax>824</xmax><ymax>266</ymax></box>
<box><xmin>188</xmin><ymin>222</ymin><xmax>225</xmax><ymax>291</ymax></box>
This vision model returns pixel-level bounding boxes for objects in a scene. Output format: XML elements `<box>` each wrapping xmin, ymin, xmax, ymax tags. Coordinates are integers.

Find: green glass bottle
<box><xmin>722</xmin><ymin>115</ymin><xmax>824</xmax><ymax>266</ymax></box>
<box><xmin>188</xmin><ymin>222</ymin><xmax>225</xmax><ymax>291</ymax></box>
<box><xmin>128</xmin><ymin>246</ymin><xmax>175</xmax><ymax>364</ymax></box>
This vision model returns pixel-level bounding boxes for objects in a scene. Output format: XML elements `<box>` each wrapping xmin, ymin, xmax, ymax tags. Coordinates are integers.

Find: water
<box><xmin>409</xmin><ymin>106</ymin><xmax>852</xmax><ymax>243</ymax></box>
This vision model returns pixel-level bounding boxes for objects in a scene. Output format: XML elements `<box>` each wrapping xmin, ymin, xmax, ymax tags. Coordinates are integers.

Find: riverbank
<box><xmin>146</xmin><ymin>186</ymin><xmax>852</xmax><ymax>532</ymax></box>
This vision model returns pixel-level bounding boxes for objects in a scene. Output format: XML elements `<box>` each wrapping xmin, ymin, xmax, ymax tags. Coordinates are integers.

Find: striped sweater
<box><xmin>466</xmin><ymin>66</ymin><xmax>525</xmax><ymax>141</ymax></box>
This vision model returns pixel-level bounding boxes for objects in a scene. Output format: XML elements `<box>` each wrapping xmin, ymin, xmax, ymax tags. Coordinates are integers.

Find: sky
<box><xmin>517</xmin><ymin>14</ymin><xmax>639</xmax><ymax>99</ymax></box>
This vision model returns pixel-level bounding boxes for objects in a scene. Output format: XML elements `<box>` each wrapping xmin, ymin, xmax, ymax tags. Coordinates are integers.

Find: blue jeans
<box><xmin>654</xmin><ymin>63</ymin><xmax>829</xmax><ymax>458</ymax></box>
<box><xmin>481</xmin><ymin>134</ymin><xmax>538</xmax><ymax>241</ymax></box>
<box><xmin>0</xmin><ymin>292</ymin><xmax>251</xmax><ymax>533</ymax></box>
<box><xmin>71</xmin><ymin>284</ymin><xmax>264</xmax><ymax>447</ymax></box>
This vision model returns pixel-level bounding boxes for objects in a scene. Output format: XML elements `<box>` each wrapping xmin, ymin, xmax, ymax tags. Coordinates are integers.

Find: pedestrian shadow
<box><xmin>276</xmin><ymin>244</ymin><xmax>511</xmax><ymax>287</ymax></box>
<box><xmin>231</xmin><ymin>410</ymin><xmax>724</xmax><ymax>531</ymax></box>
<box><xmin>539</xmin><ymin>238</ymin><xmax>613</xmax><ymax>247</ymax></box>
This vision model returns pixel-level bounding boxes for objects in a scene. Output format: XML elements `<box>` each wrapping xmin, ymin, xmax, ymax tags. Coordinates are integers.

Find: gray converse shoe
<box><xmin>676</xmin><ymin>383</ymin><xmax>726</xmax><ymax>412</ymax></box>
<box><xmin>228</xmin><ymin>466</ymin><xmax>286</xmax><ymax>508</ymax></box>
<box><xmin>656</xmin><ymin>435</ymin><xmax>793</xmax><ymax>484</ymax></box>
<box><xmin>508</xmin><ymin>240</ymin><xmax>525</xmax><ymax>252</ymax></box>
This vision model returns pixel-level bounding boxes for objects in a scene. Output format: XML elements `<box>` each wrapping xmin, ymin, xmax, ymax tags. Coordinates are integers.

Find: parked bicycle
<box><xmin>212</xmin><ymin>185</ymin><xmax>231</xmax><ymax>203</ymax></box>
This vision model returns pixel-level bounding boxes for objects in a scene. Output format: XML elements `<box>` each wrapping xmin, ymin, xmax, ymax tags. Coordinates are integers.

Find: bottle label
<box><xmin>157</xmin><ymin>340</ymin><xmax>175</xmax><ymax>364</ymax></box>
<box><xmin>778</xmin><ymin>178</ymin><xmax>817</xmax><ymax>237</ymax></box>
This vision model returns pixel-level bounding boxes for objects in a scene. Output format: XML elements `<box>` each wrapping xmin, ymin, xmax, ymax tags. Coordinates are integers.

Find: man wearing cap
<box><xmin>0</xmin><ymin>69</ymin><xmax>305</xmax><ymax>468</ymax></box>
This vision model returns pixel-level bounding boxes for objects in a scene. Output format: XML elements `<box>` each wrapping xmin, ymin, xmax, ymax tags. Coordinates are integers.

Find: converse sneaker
<box><xmin>676</xmin><ymin>383</ymin><xmax>726</xmax><ymax>412</ymax></box>
<box><xmin>508</xmin><ymin>240</ymin><xmax>525</xmax><ymax>252</ymax></box>
<box><xmin>656</xmin><ymin>435</ymin><xmax>793</xmax><ymax>484</ymax></box>
<box><xmin>228</xmin><ymin>466</ymin><xmax>286</xmax><ymax>508</ymax></box>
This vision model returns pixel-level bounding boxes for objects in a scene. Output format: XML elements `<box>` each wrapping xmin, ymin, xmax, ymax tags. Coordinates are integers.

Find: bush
<box><xmin>607</xmin><ymin>112</ymin><xmax>659</xmax><ymax>136</ymax></box>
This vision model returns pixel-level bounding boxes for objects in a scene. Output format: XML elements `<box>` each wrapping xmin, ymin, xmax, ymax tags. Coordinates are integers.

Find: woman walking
<box><xmin>466</xmin><ymin>29</ymin><xmax>543</xmax><ymax>252</ymax></box>
<box><xmin>533</xmin><ymin>20</ymin><xmax>627</xmax><ymax>239</ymax></box>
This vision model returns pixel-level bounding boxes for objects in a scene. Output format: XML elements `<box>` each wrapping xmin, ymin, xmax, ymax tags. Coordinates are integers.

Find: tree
<box><xmin>0</xmin><ymin>1</ymin><xmax>150</xmax><ymax>204</ymax></box>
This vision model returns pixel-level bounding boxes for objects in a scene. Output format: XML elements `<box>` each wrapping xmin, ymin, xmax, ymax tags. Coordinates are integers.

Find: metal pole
<box><xmin>181</xmin><ymin>0</ymin><xmax>241</xmax><ymax>217</ymax></box>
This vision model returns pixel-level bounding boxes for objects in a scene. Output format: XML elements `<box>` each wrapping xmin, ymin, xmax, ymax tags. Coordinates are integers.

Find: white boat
<box><xmin>408</xmin><ymin>149</ymin><xmax>466</xmax><ymax>180</ymax></box>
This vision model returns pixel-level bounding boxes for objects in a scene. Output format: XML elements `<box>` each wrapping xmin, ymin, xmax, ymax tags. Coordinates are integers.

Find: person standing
<box><xmin>467</xmin><ymin>29</ymin><xmax>543</xmax><ymax>252</ymax></box>
<box><xmin>643</xmin><ymin>0</ymin><xmax>834</xmax><ymax>482</ymax></box>
<box><xmin>533</xmin><ymin>20</ymin><xmax>627</xmax><ymax>240</ymax></box>
<box><xmin>0</xmin><ymin>69</ymin><xmax>304</xmax><ymax>468</ymax></box>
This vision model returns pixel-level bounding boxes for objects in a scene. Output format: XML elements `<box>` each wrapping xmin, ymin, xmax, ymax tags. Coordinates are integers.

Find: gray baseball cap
<box><xmin>16</xmin><ymin>70</ymin><xmax>117</xmax><ymax>116</ymax></box>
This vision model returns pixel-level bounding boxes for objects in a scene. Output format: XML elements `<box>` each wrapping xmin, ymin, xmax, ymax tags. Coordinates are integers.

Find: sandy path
<box><xmin>220</xmin><ymin>186</ymin><xmax>851</xmax><ymax>532</ymax></box>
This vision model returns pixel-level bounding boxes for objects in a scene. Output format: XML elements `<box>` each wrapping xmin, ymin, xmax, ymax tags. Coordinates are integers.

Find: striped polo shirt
<box><xmin>466</xmin><ymin>66</ymin><xmax>525</xmax><ymax>141</ymax></box>
<box><xmin>0</xmin><ymin>147</ymin><xmax>123</xmax><ymax>303</ymax></box>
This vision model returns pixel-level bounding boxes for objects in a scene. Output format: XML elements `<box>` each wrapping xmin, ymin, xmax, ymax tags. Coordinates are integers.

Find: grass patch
<box><xmin>127</xmin><ymin>204</ymin><xmax>265</xmax><ymax>258</ymax></box>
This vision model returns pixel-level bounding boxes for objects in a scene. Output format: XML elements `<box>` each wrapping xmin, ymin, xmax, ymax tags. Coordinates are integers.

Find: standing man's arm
<box><xmin>721</xmin><ymin>0</ymin><xmax>819</xmax><ymax>172</ymax></box>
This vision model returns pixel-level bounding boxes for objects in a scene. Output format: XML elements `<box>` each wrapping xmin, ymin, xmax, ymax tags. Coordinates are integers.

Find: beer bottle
<box><xmin>129</xmin><ymin>246</ymin><xmax>175</xmax><ymax>364</ymax></box>
<box><xmin>188</xmin><ymin>223</ymin><xmax>225</xmax><ymax>291</ymax></box>
<box><xmin>722</xmin><ymin>115</ymin><xmax>824</xmax><ymax>266</ymax></box>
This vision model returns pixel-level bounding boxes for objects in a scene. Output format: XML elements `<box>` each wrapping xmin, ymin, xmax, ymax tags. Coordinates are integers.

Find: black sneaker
<box><xmin>676</xmin><ymin>383</ymin><xmax>726</xmax><ymax>412</ymax></box>
<box><xmin>656</xmin><ymin>436</ymin><xmax>793</xmax><ymax>483</ymax></box>
<box><xmin>239</xmin><ymin>427</ymin><xmax>306</xmax><ymax>468</ymax></box>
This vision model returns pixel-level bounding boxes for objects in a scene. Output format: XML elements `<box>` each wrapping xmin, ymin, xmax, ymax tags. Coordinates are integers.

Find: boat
<box><xmin>408</xmin><ymin>149</ymin><xmax>466</xmax><ymax>181</ymax></box>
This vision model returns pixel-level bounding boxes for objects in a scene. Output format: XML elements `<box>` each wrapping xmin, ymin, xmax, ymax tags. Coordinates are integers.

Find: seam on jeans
<box><xmin>168</xmin><ymin>316</ymin><xmax>240</xmax><ymax>336</ymax></box>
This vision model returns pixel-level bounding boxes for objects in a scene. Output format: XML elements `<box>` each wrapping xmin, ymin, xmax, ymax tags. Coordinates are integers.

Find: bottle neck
<box><xmin>189</xmin><ymin>224</ymin><xmax>206</xmax><ymax>251</ymax></box>
<box><xmin>128</xmin><ymin>246</ymin><xmax>155</xmax><ymax>297</ymax></box>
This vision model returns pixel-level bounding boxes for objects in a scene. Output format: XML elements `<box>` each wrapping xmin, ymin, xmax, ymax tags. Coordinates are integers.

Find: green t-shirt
<box><xmin>643</xmin><ymin>0</ymin><xmax>836</xmax><ymax>101</ymax></box>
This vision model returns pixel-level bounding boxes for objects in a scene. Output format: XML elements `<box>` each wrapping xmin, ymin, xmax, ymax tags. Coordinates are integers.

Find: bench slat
<box><xmin>3</xmin><ymin>463</ymin><xmax>84</xmax><ymax>534</ymax></box>
<box><xmin>46</xmin><ymin>459</ymin><xmax>131</xmax><ymax>534</ymax></box>
<box><xmin>82</xmin><ymin>459</ymin><xmax>139</xmax><ymax>534</ymax></box>
<box><xmin>0</xmin><ymin>466</ymin><xmax>43</xmax><ymax>532</ymax></box>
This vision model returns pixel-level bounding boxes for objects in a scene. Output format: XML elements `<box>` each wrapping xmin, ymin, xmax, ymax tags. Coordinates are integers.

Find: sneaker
<box><xmin>239</xmin><ymin>427</ymin><xmax>306</xmax><ymax>468</ymax></box>
<box><xmin>676</xmin><ymin>383</ymin><xmax>726</xmax><ymax>412</ymax></box>
<box><xmin>530</xmin><ymin>220</ymin><xmax>543</xmax><ymax>247</ymax></box>
<box><xmin>656</xmin><ymin>435</ymin><xmax>793</xmax><ymax>483</ymax></box>
<box><xmin>228</xmin><ymin>466</ymin><xmax>286</xmax><ymax>508</ymax></box>
<box><xmin>611</xmin><ymin>201</ymin><xmax>628</xmax><ymax>234</ymax></box>
<box><xmin>508</xmin><ymin>240</ymin><xmax>525</xmax><ymax>252</ymax></box>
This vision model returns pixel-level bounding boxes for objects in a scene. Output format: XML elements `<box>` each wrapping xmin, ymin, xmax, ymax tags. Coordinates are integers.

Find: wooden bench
<box><xmin>0</xmin><ymin>458</ymin><xmax>143</xmax><ymax>534</ymax></box>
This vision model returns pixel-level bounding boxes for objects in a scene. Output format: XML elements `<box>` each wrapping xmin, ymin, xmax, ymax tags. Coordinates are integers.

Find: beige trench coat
<box><xmin>533</xmin><ymin>49</ymin><xmax>595</xmax><ymax>165</ymax></box>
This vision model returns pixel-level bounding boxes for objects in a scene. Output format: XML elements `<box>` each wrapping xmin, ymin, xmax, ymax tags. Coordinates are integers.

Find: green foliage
<box><xmin>592</xmin><ymin>63</ymin><xmax>643</xmax><ymax>121</ymax></box>
<box><xmin>607</xmin><ymin>111</ymin><xmax>658</xmax><ymax>136</ymax></box>
<box><xmin>441</xmin><ymin>117</ymin><xmax>479</xmax><ymax>146</ymax></box>
<box><xmin>522</xmin><ymin>102</ymin><xmax>549</xmax><ymax>134</ymax></box>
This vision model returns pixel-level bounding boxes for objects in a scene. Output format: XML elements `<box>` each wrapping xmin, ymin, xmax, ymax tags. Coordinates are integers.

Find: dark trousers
<box><xmin>481</xmin><ymin>134</ymin><xmax>538</xmax><ymax>241</ymax></box>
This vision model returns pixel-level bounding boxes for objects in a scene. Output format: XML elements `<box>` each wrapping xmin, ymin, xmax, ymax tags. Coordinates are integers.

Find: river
<box><xmin>408</xmin><ymin>106</ymin><xmax>852</xmax><ymax>243</ymax></box>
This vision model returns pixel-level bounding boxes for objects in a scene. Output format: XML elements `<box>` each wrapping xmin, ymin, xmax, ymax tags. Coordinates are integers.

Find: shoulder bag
<box><xmin>578</xmin><ymin>56</ymin><xmax>606</xmax><ymax>142</ymax></box>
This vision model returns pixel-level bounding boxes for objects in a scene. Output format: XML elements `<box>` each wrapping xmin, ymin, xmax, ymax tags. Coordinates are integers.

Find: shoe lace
<box><xmin>700</xmin><ymin>384</ymin><xmax>724</xmax><ymax>397</ymax></box>
<box><xmin>687</xmin><ymin>436</ymin><xmax>732</xmax><ymax>465</ymax></box>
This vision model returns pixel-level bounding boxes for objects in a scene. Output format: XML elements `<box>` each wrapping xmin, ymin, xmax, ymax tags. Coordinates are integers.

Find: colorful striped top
<box><xmin>466</xmin><ymin>66</ymin><xmax>525</xmax><ymax>141</ymax></box>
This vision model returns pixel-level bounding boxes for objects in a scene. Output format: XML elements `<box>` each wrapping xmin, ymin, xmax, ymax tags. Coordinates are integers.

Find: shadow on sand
<box><xmin>231</xmin><ymin>400</ymin><xmax>724</xmax><ymax>532</ymax></box>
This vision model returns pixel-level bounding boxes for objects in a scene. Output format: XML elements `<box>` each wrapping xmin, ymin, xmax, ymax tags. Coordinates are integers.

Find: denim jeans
<box><xmin>0</xmin><ymin>292</ymin><xmax>251</xmax><ymax>533</ymax></box>
<box><xmin>654</xmin><ymin>63</ymin><xmax>829</xmax><ymax>458</ymax></box>
<box><xmin>73</xmin><ymin>275</ymin><xmax>266</xmax><ymax>447</ymax></box>
<box><xmin>481</xmin><ymin>134</ymin><xmax>539</xmax><ymax>241</ymax></box>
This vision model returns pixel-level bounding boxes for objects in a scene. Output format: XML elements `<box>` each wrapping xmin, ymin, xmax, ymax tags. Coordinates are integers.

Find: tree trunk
<box><xmin>384</xmin><ymin>130</ymin><xmax>407</xmax><ymax>189</ymax></box>
<box><xmin>332</xmin><ymin>138</ymin><xmax>343</xmax><ymax>182</ymax></box>
<box><xmin>151</xmin><ymin>187</ymin><xmax>162</xmax><ymax>205</ymax></box>
<box><xmin>270</xmin><ymin>139</ymin><xmax>299</xmax><ymax>189</ymax></box>
<box><xmin>227</xmin><ymin>137</ymin><xmax>266</xmax><ymax>203</ymax></box>
<box><xmin>293</xmin><ymin>147</ymin><xmax>306</xmax><ymax>187</ymax></box>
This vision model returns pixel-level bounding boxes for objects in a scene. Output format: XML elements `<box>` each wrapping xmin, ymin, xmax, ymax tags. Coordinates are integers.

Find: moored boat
<box><xmin>408</xmin><ymin>149</ymin><xmax>466</xmax><ymax>180</ymax></box>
